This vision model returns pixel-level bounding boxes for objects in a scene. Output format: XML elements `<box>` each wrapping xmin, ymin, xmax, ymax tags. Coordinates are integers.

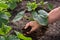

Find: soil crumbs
<box><xmin>9</xmin><ymin>0</ymin><xmax>60</xmax><ymax>40</ymax></box>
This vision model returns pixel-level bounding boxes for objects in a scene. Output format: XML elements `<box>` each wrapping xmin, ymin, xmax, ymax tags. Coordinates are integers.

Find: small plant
<box><xmin>0</xmin><ymin>0</ymin><xmax>32</xmax><ymax>40</ymax></box>
<box><xmin>26</xmin><ymin>1</ymin><xmax>53</xmax><ymax>11</ymax></box>
<box><xmin>0</xmin><ymin>0</ymin><xmax>54</xmax><ymax>40</ymax></box>
<box><xmin>0</xmin><ymin>31</ymin><xmax>32</xmax><ymax>40</ymax></box>
<box><xmin>13</xmin><ymin>0</ymin><xmax>53</xmax><ymax>26</ymax></box>
<box><xmin>15</xmin><ymin>31</ymin><xmax>32</xmax><ymax>40</ymax></box>
<box><xmin>12</xmin><ymin>0</ymin><xmax>54</xmax><ymax>40</ymax></box>
<box><xmin>26</xmin><ymin>2</ymin><xmax>38</xmax><ymax>11</ymax></box>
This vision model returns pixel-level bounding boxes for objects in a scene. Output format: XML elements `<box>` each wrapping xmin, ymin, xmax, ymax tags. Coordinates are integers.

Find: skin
<box><xmin>24</xmin><ymin>7</ymin><xmax>60</xmax><ymax>34</ymax></box>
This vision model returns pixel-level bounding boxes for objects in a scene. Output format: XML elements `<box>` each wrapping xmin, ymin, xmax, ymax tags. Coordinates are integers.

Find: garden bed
<box><xmin>0</xmin><ymin>0</ymin><xmax>60</xmax><ymax>40</ymax></box>
<box><xmin>8</xmin><ymin>0</ymin><xmax>60</xmax><ymax>40</ymax></box>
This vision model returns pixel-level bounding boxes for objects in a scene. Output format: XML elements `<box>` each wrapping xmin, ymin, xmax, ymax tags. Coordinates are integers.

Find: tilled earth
<box><xmin>9</xmin><ymin>0</ymin><xmax>60</xmax><ymax>40</ymax></box>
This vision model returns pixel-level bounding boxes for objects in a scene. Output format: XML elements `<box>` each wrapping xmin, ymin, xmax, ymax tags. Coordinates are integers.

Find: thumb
<box><xmin>24</xmin><ymin>23</ymin><xmax>30</xmax><ymax>29</ymax></box>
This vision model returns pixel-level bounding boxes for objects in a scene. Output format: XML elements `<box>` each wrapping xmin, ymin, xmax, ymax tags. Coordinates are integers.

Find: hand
<box><xmin>24</xmin><ymin>21</ymin><xmax>41</xmax><ymax>34</ymax></box>
<box><xmin>48</xmin><ymin>7</ymin><xmax>60</xmax><ymax>23</ymax></box>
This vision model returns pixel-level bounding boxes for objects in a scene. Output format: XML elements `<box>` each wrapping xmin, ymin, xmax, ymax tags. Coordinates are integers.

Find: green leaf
<box><xmin>8</xmin><ymin>2</ymin><xmax>17</xmax><ymax>10</ymax></box>
<box><xmin>0</xmin><ymin>35</ymin><xmax>20</xmax><ymax>40</ymax></box>
<box><xmin>38</xmin><ymin>10</ymin><xmax>48</xmax><ymax>18</ymax></box>
<box><xmin>40</xmin><ymin>0</ymin><xmax>44</xmax><ymax>6</ymax></box>
<box><xmin>0</xmin><ymin>12</ymin><xmax>10</xmax><ymax>25</ymax></box>
<box><xmin>5</xmin><ymin>12</ymin><xmax>11</xmax><ymax>17</ymax></box>
<box><xmin>44</xmin><ymin>2</ymin><xmax>48</xmax><ymax>5</ymax></box>
<box><xmin>0</xmin><ymin>24</ymin><xmax>12</xmax><ymax>35</ymax></box>
<box><xmin>17</xmin><ymin>0</ymin><xmax>22</xmax><ymax>2</ymax></box>
<box><xmin>8</xmin><ymin>0</ymin><xmax>21</xmax><ymax>3</ymax></box>
<box><xmin>0</xmin><ymin>28</ymin><xmax>5</xmax><ymax>35</ymax></box>
<box><xmin>27</xmin><ymin>7</ymin><xmax>32</xmax><ymax>11</ymax></box>
<box><xmin>27</xmin><ymin>2</ymin><xmax>37</xmax><ymax>11</ymax></box>
<box><xmin>0</xmin><ymin>36</ymin><xmax>5</xmax><ymax>40</ymax></box>
<box><xmin>2</xmin><ymin>25</ymin><xmax>12</xmax><ymax>35</ymax></box>
<box><xmin>0</xmin><ymin>18</ymin><xmax>8</xmax><ymax>25</ymax></box>
<box><xmin>0</xmin><ymin>13</ymin><xmax>9</xmax><ymax>20</ymax></box>
<box><xmin>15</xmin><ymin>31</ymin><xmax>25</xmax><ymax>39</ymax></box>
<box><xmin>32</xmin><ymin>10</ymin><xmax>48</xmax><ymax>26</ymax></box>
<box><xmin>8</xmin><ymin>35</ymin><xmax>20</xmax><ymax>40</ymax></box>
<box><xmin>15</xmin><ymin>31</ymin><xmax>32</xmax><ymax>40</ymax></box>
<box><xmin>48</xmin><ymin>3</ymin><xmax>54</xmax><ymax>10</ymax></box>
<box><xmin>0</xmin><ymin>11</ymin><xmax>10</xmax><ymax>20</ymax></box>
<box><xmin>12</xmin><ymin>11</ymin><xmax>25</xmax><ymax>22</ymax></box>
<box><xmin>0</xmin><ymin>2</ymin><xmax>8</xmax><ymax>11</ymax></box>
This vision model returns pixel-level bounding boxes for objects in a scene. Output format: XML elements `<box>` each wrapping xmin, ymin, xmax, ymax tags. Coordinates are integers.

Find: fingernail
<box><xmin>24</xmin><ymin>27</ymin><xmax>26</xmax><ymax>29</ymax></box>
<box><xmin>27</xmin><ymin>32</ymin><xmax>30</xmax><ymax>34</ymax></box>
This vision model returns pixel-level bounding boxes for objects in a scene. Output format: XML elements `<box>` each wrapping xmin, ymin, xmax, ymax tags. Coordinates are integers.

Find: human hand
<box><xmin>48</xmin><ymin>7</ymin><xmax>60</xmax><ymax>23</ymax></box>
<box><xmin>24</xmin><ymin>21</ymin><xmax>41</xmax><ymax>34</ymax></box>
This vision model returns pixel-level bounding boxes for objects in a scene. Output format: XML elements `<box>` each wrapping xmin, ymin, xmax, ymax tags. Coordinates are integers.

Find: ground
<box><xmin>9</xmin><ymin>0</ymin><xmax>60</xmax><ymax>40</ymax></box>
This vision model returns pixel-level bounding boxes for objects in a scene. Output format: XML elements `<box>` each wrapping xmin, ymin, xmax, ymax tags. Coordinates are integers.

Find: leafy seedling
<box><xmin>15</xmin><ymin>31</ymin><xmax>32</xmax><ymax>40</ymax></box>
<box><xmin>26</xmin><ymin>2</ymin><xmax>38</xmax><ymax>11</ymax></box>
<box><xmin>12</xmin><ymin>11</ymin><xmax>25</xmax><ymax>22</ymax></box>
<box><xmin>32</xmin><ymin>10</ymin><xmax>48</xmax><ymax>26</ymax></box>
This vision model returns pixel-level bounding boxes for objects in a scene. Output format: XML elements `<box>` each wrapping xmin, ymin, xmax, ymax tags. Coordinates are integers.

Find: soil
<box><xmin>9</xmin><ymin>0</ymin><xmax>60</xmax><ymax>40</ymax></box>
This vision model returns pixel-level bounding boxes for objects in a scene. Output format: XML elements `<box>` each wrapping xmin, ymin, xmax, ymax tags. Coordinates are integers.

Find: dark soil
<box><xmin>9</xmin><ymin>0</ymin><xmax>60</xmax><ymax>40</ymax></box>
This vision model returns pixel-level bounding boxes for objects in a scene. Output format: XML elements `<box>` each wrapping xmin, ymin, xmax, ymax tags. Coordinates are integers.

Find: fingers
<box><xmin>24</xmin><ymin>23</ymin><xmax>30</xmax><ymax>29</ymax></box>
<box><xmin>24</xmin><ymin>21</ymin><xmax>32</xmax><ymax>29</ymax></box>
<box><xmin>24</xmin><ymin>21</ymin><xmax>39</xmax><ymax>34</ymax></box>
<box><xmin>26</xmin><ymin>27</ymin><xmax>36</xmax><ymax>34</ymax></box>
